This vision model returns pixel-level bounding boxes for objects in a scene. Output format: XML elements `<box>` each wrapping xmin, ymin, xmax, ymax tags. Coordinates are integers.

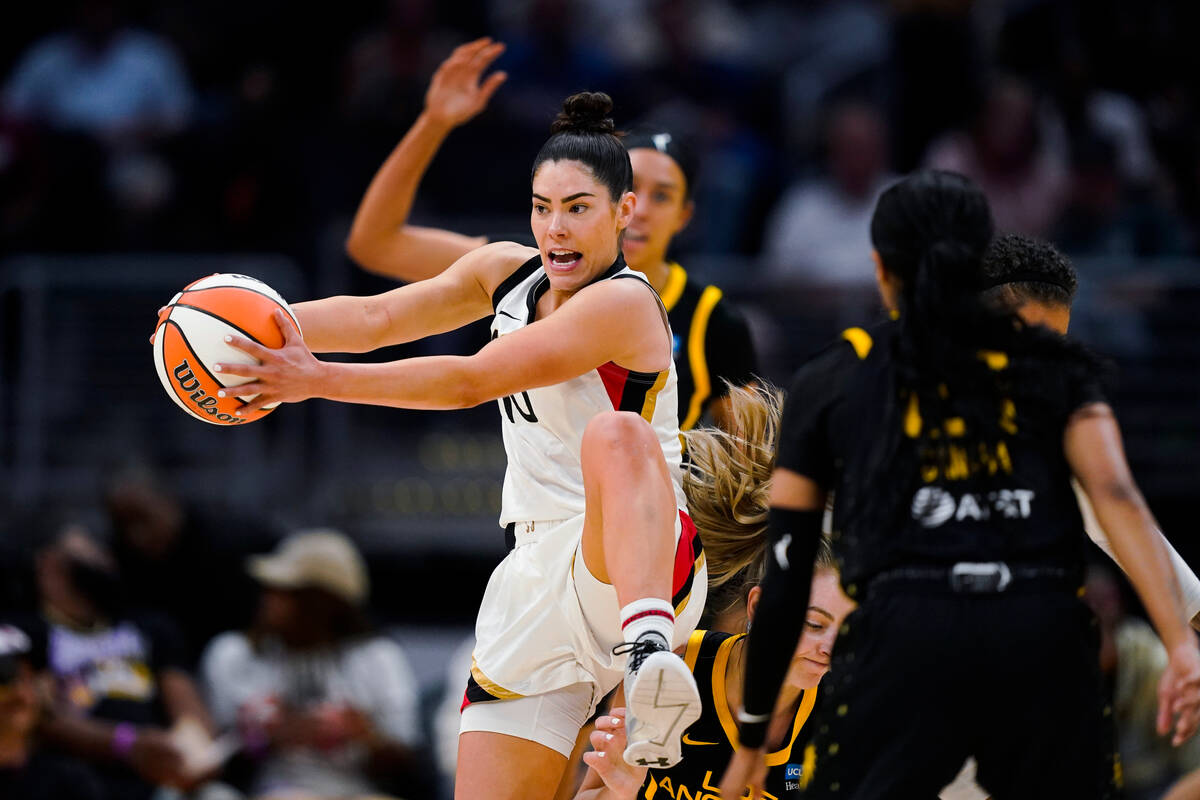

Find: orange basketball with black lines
<box><xmin>152</xmin><ymin>274</ymin><xmax>301</xmax><ymax>425</ymax></box>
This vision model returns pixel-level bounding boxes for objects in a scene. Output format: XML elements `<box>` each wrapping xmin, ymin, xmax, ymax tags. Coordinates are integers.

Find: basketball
<box><xmin>152</xmin><ymin>273</ymin><xmax>301</xmax><ymax>425</ymax></box>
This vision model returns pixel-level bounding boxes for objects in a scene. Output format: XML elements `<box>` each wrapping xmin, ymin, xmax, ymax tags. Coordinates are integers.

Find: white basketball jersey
<box><xmin>490</xmin><ymin>255</ymin><xmax>688</xmax><ymax>526</ymax></box>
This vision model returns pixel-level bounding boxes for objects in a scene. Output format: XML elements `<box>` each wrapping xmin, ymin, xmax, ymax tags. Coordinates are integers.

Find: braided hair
<box><xmin>847</xmin><ymin>171</ymin><xmax>1102</xmax><ymax>534</ymax></box>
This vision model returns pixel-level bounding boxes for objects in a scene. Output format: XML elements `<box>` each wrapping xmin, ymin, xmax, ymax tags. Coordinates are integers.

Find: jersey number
<box><xmin>491</xmin><ymin>330</ymin><xmax>538</xmax><ymax>423</ymax></box>
<box><xmin>502</xmin><ymin>391</ymin><xmax>538</xmax><ymax>424</ymax></box>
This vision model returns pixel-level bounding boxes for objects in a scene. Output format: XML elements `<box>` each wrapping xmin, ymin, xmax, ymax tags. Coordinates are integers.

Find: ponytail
<box><xmin>851</xmin><ymin>170</ymin><xmax>1104</xmax><ymax>533</ymax></box>
<box><xmin>681</xmin><ymin>384</ymin><xmax>782</xmax><ymax>594</ymax></box>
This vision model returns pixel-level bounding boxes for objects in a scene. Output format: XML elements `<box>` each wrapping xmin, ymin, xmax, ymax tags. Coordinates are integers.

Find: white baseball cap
<box><xmin>247</xmin><ymin>529</ymin><xmax>369</xmax><ymax>606</ymax></box>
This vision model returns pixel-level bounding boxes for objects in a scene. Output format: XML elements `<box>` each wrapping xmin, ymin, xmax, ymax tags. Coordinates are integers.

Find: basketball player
<box><xmin>979</xmin><ymin>234</ymin><xmax>1200</xmax><ymax>627</ymax></box>
<box><xmin>345</xmin><ymin>37</ymin><xmax>757</xmax><ymax>429</ymax></box>
<box><xmin>219</xmin><ymin>92</ymin><xmax>705</xmax><ymax>800</ymax></box>
<box><xmin>939</xmin><ymin>233</ymin><xmax>1200</xmax><ymax>800</ymax></box>
<box><xmin>575</xmin><ymin>537</ymin><xmax>853</xmax><ymax>800</ymax></box>
<box><xmin>717</xmin><ymin>171</ymin><xmax>1200</xmax><ymax>799</ymax></box>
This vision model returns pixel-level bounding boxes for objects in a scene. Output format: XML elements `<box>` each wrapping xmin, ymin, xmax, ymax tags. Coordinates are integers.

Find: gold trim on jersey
<box><xmin>660</xmin><ymin>262</ymin><xmax>688</xmax><ymax>311</ymax></box>
<box><xmin>681</xmin><ymin>285</ymin><xmax>723</xmax><ymax>430</ymax></box>
<box><xmin>470</xmin><ymin>657</ymin><xmax>524</xmax><ymax>700</ymax></box>
<box><xmin>640</xmin><ymin>368</ymin><xmax>670</xmax><ymax>423</ymax></box>
<box><xmin>683</xmin><ymin>629</ymin><xmax>706</xmax><ymax>672</ymax></box>
<box><xmin>672</xmin><ymin>552</ymin><xmax>706</xmax><ymax>618</ymax></box>
<box><xmin>711</xmin><ymin>634</ymin><xmax>816</xmax><ymax>766</ymax></box>
<box><xmin>841</xmin><ymin>327</ymin><xmax>874</xmax><ymax>360</ymax></box>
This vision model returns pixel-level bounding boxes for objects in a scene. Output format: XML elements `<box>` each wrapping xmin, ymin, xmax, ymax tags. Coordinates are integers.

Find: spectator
<box><xmin>1085</xmin><ymin>563</ymin><xmax>1200</xmax><ymax>800</ymax></box>
<box><xmin>105</xmin><ymin>469</ymin><xmax>279</xmax><ymax>666</ymax></box>
<box><xmin>0</xmin><ymin>622</ymin><xmax>105</xmax><ymax>800</ymax></box>
<box><xmin>1</xmin><ymin>0</ymin><xmax>195</xmax><ymax>244</ymax></box>
<box><xmin>1053</xmin><ymin>133</ymin><xmax>1190</xmax><ymax>258</ymax></box>
<box><xmin>202</xmin><ymin>529</ymin><xmax>428</xmax><ymax>800</ymax></box>
<box><xmin>33</xmin><ymin>520</ymin><xmax>220</xmax><ymax>800</ymax></box>
<box><xmin>925</xmin><ymin>74</ymin><xmax>1069</xmax><ymax>237</ymax></box>
<box><xmin>762</xmin><ymin>100</ymin><xmax>894</xmax><ymax>286</ymax></box>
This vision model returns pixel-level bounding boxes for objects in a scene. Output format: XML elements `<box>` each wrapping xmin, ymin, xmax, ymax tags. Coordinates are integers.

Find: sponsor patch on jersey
<box><xmin>910</xmin><ymin>486</ymin><xmax>1035</xmax><ymax>528</ymax></box>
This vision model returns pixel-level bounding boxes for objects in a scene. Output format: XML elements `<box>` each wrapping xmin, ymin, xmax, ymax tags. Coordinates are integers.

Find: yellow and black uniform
<box><xmin>658</xmin><ymin>263</ymin><xmax>757</xmax><ymax>430</ymax></box>
<box><xmin>638</xmin><ymin>629</ymin><xmax>816</xmax><ymax>800</ymax></box>
<box><xmin>743</xmin><ymin>320</ymin><xmax>1118</xmax><ymax>799</ymax></box>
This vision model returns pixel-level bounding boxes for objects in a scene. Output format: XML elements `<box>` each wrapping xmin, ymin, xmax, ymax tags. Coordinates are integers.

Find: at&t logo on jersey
<box><xmin>910</xmin><ymin>486</ymin><xmax>1035</xmax><ymax>528</ymax></box>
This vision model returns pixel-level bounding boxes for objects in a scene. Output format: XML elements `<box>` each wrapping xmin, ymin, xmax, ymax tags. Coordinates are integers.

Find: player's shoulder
<box><xmin>480</xmin><ymin>243</ymin><xmax>541</xmax><ymax>308</ymax></box>
<box><xmin>788</xmin><ymin>320</ymin><xmax>893</xmax><ymax>395</ymax></box>
<box><xmin>578</xmin><ymin>266</ymin><xmax>660</xmax><ymax>311</ymax></box>
<box><xmin>684</xmin><ymin>628</ymin><xmax>741</xmax><ymax>667</ymax></box>
<box><xmin>474</xmin><ymin>240</ymin><xmax>539</xmax><ymax>274</ymax></box>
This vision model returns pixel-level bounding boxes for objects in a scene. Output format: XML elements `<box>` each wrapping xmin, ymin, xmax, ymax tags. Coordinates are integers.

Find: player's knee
<box><xmin>582</xmin><ymin>412</ymin><xmax>656</xmax><ymax>462</ymax></box>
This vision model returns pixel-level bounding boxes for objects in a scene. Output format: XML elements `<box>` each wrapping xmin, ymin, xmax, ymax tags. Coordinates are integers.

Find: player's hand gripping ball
<box><xmin>152</xmin><ymin>274</ymin><xmax>301</xmax><ymax>425</ymax></box>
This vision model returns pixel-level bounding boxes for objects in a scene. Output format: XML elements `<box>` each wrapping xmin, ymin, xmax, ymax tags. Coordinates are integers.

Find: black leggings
<box><xmin>802</xmin><ymin>587</ymin><xmax>1118</xmax><ymax>799</ymax></box>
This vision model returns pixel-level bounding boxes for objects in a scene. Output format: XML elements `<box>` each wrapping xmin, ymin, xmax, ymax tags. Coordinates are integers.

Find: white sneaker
<box><xmin>617</xmin><ymin>636</ymin><xmax>702</xmax><ymax>768</ymax></box>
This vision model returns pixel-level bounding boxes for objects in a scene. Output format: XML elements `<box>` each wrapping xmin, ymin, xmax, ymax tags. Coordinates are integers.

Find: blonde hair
<box><xmin>682</xmin><ymin>383</ymin><xmax>783</xmax><ymax>591</ymax></box>
<box><xmin>684</xmin><ymin>384</ymin><xmax>841</xmax><ymax>620</ymax></box>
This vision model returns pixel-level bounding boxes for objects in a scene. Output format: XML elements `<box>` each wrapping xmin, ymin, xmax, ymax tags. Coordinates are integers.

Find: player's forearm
<box><xmin>1079</xmin><ymin>481</ymin><xmax>1200</xmax><ymax>629</ymax></box>
<box><xmin>294</xmin><ymin>279</ymin><xmax>484</xmax><ymax>355</ymax></box>
<box><xmin>1094</xmin><ymin>485</ymin><xmax>1192</xmax><ymax>650</ymax></box>
<box><xmin>317</xmin><ymin>356</ymin><xmax>494</xmax><ymax>410</ymax></box>
<box><xmin>738</xmin><ymin>508</ymin><xmax>821</xmax><ymax>746</ymax></box>
<box><xmin>346</xmin><ymin>111</ymin><xmax>455</xmax><ymax>272</ymax></box>
<box><xmin>293</xmin><ymin>295</ymin><xmax>394</xmax><ymax>353</ymax></box>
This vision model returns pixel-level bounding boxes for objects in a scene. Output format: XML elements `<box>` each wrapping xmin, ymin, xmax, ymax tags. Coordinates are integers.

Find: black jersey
<box><xmin>776</xmin><ymin>320</ymin><xmax>1107</xmax><ymax>590</ymax></box>
<box><xmin>639</xmin><ymin>630</ymin><xmax>816</xmax><ymax>800</ymax></box>
<box><xmin>660</xmin><ymin>264</ymin><xmax>757</xmax><ymax>430</ymax></box>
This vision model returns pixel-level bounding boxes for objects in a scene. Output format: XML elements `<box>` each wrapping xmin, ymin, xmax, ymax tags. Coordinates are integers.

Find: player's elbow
<box><xmin>345</xmin><ymin>230</ymin><xmax>387</xmax><ymax>276</ymax></box>
<box><xmin>446</xmin><ymin>364</ymin><xmax>497</xmax><ymax>409</ymax></box>
<box><xmin>1085</xmin><ymin>476</ymin><xmax>1147</xmax><ymax>516</ymax></box>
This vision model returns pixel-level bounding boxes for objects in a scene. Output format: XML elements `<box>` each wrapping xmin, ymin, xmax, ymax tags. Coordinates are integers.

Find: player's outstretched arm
<box><xmin>346</xmin><ymin>37</ymin><xmax>507</xmax><ymax>282</ymax></box>
<box><xmin>1066</xmin><ymin>403</ymin><xmax>1200</xmax><ymax>745</ymax></box>
<box><xmin>290</xmin><ymin>241</ymin><xmax>526</xmax><ymax>354</ymax></box>
<box><xmin>220</xmin><ymin>264</ymin><xmax>665</xmax><ymax>414</ymax></box>
<box><xmin>1073</xmin><ymin>480</ymin><xmax>1200</xmax><ymax>631</ymax></box>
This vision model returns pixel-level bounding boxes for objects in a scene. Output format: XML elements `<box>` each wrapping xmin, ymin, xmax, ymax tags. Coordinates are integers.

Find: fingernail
<box><xmin>217</xmin><ymin>390</ymin><xmax>226</xmax><ymax>398</ymax></box>
<box><xmin>224</xmin><ymin>335</ymin><xmax>232</xmax><ymax>342</ymax></box>
<box><xmin>213</xmin><ymin>364</ymin><xmax>222</xmax><ymax>372</ymax></box>
<box><xmin>611</xmin><ymin>717</ymin><xmax>621</xmax><ymax>725</ymax></box>
<box><xmin>596</xmin><ymin>751</ymin><xmax>605</xmax><ymax>758</ymax></box>
<box><xmin>605</xmin><ymin>733</ymin><xmax>613</xmax><ymax>741</ymax></box>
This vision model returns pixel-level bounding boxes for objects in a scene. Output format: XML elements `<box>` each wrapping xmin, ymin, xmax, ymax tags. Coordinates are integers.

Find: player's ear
<box><xmin>745</xmin><ymin>585</ymin><xmax>762</xmax><ymax>630</ymax></box>
<box><xmin>617</xmin><ymin>190</ymin><xmax>636</xmax><ymax>230</ymax></box>
<box><xmin>675</xmin><ymin>198</ymin><xmax>695</xmax><ymax>234</ymax></box>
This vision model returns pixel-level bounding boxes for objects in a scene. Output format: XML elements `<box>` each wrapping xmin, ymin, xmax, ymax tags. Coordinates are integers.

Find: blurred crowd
<box><xmin>0</xmin><ymin>471</ymin><xmax>449</xmax><ymax>800</ymax></box>
<box><xmin>2</xmin><ymin>0</ymin><xmax>1200</xmax><ymax>277</ymax></box>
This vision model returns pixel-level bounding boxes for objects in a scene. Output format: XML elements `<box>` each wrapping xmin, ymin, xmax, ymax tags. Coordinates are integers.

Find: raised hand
<box><xmin>214</xmin><ymin>309</ymin><xmax>328</xmax><ymax>415</ymax></box>
<box><xmin>424</xmin><ymin>37</ymin><xmax>508</xmax><ymax>130</ymax></box>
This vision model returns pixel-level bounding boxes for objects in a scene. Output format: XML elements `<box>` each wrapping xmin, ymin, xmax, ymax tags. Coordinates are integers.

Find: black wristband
<box><xmin>737</xmin><ymin>711</ymin><xmax>770</xmax><ymax>749</ymax></box>
<box><xmin>737</xmin><ymin>507</ymin><xmax>824</xmax><ymax>746</ymax></box>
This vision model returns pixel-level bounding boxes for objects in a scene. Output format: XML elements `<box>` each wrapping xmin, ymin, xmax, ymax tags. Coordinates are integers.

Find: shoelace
<box><xmin>612</xmin><ymin>636</ymin><xmax>665</xmax><ymax>674</ymax></box>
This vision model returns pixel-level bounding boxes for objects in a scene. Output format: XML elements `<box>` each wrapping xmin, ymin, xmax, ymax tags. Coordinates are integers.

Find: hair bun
<box><xmin>551</xmin><ymin>92</ymin><xmax>616</xmax><ymax>135</ymax></box>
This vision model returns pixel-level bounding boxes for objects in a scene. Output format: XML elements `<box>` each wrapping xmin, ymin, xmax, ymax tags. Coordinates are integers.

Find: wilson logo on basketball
<box><xmin>172</xmin><ymin>359</ymin><xmax>247</xmax><ymax>425</ymax></box>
